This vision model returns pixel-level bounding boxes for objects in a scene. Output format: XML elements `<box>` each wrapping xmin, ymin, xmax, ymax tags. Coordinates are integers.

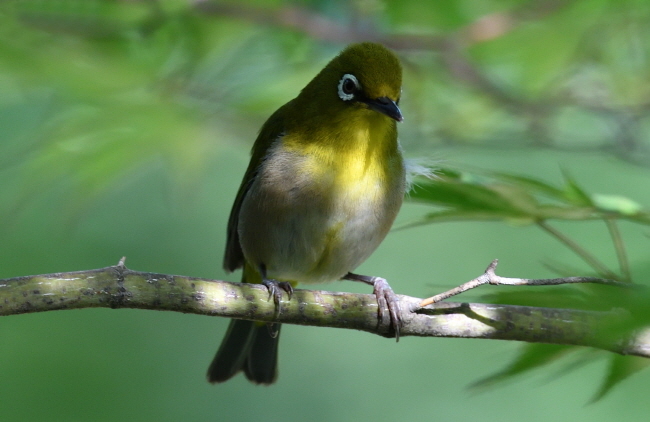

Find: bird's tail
<box><xmin>206</xmin><ymin>266</ymin><xmax>280</xmax><ymax>385</ymax></box>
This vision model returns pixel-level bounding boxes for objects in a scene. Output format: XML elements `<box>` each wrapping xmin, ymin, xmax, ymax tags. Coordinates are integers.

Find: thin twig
<box><xmin>419</xmin><ymin>259</ymin><xmax>632</xmax><ymax>307</ymax></box>
<box><xmin>536</xmin><ymin>220</ymin><xmax>618</xmax><ymax>279</ymax></box>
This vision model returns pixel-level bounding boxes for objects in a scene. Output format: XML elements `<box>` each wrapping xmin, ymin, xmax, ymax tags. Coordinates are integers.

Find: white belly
<box><xmin>237</xmin><ymin>144</ymin><xmax>405</xmax><ymax>284</ymax></box>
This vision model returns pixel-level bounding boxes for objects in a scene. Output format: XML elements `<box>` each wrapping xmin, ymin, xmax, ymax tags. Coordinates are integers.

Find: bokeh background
<box><xmin>1</xmin><ymin>0</ymin><xmax>649</xmax><ymax>420</ymax></box>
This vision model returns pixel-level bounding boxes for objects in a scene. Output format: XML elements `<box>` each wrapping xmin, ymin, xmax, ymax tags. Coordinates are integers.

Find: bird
<box><xmin>207</xmin><ymin>42</ymin><xmax>406</xmax><ymax>385</ymax></box>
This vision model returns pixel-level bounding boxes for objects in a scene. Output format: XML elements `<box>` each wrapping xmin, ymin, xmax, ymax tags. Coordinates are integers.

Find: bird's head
<box><xmin>299</xmin><ymin>42</ymin><xmax>403</xmax><ymax>123</ymax></box>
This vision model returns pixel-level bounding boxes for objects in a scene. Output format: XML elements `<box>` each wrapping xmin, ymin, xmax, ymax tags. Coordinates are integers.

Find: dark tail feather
<box><xmin>207</xmin><ymin>319</ymin><xmax>280</xmax><ymax>385</ymax></box>
<box><xmin>245</xmin><ymin>324</ymin><xmax>281</xmax><ymax>384</ymax></box>
<box><xmin>206</xmin><ymin>319</ymin><xmax>255</xmax><ymax>383</ymax></box>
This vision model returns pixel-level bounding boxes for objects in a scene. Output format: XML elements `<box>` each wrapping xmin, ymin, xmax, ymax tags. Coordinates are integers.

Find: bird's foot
<box><xmin>344</xmin><ymin>273</ymin><xmax>401</xmax><ymax>341</ymax></box>
<box><xmin>262</xmin><ymin>278</ymin><xmax>293</xmax><ymax>308</ymax></box>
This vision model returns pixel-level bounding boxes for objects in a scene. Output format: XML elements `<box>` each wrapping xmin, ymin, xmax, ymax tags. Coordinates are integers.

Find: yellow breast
<box><xmin>283</xmin><ymin>113</ymin><xmax>398</xmax><ymax>204</ymax></box>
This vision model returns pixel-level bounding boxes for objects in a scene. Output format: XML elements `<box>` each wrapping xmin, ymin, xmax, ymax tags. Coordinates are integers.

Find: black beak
<box><xmin>364</xmin><ymin>96</ymin><xmax>403</xmax><ymax>122</ymax></box>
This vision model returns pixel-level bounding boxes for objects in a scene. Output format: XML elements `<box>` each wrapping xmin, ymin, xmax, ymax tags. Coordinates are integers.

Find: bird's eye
<box><xmin>342</xmin><ymin>78</ymin><xmax>356</xmax><ymax>94</ymax></box>
<box><xmin>338</xmin><ymin>74</ymin><xmax>360</xmax><ymax>101</ymax></box>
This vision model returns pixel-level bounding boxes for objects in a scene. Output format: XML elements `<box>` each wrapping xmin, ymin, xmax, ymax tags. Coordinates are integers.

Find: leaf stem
<box><xmin>604</xmin><ymin>218</ymin><xmax>632</xmax><ymax>282</ymax></box>
<box><xmin>536</xmin><ymin>220</ymin><xmax>618</xmax><ymax>280</ymax></box>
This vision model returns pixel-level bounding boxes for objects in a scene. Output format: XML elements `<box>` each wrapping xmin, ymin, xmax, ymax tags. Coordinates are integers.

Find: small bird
<box><xmin>207</xmin><ymin>42</ymin><xmax>406</xmax><ymax>384</ymax></box>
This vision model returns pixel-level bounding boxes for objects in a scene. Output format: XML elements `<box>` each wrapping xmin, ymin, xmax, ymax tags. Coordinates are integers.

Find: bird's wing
<box><xmin>222</xmin><ymin>105</ymin><xmax>289</xmax><ymax>272</ymax></box>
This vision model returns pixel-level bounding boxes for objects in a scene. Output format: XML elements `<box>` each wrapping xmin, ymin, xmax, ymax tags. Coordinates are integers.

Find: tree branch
<box><xmin>1</xmin><ymin>259</ymin><xmax>647</xmax><ymax>358</ymax></box>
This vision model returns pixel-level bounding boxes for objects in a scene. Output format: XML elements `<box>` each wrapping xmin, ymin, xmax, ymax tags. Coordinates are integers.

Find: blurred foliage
<box><xmin>1</xmin><ymin>0</ymin><xmax>650</xmax><ymax>419</ymax></box>
<box><xmin>2</xmin><ymin>0</ymin><xmax>650</xmax><ymax>217</ymax></box>
<box><xmin>408</xmin><ymin>166</ymin><xmax>650</xmax><ymax>399</ymax></box>
<box><xmin>408</xmin><ymin>167</ymin><xmax>649</xmax><ymax>226</ymax></box>
<box><xmin>407</xmin><ymin>166</ymin><xmax>649</xmax><ymax>281</ymax></box>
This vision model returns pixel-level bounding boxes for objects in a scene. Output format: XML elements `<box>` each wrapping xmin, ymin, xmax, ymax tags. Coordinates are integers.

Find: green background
<box><xmin>1</xmin><ymin>1</ymin><xmax>649</xmax><ymax>420</ymax></box>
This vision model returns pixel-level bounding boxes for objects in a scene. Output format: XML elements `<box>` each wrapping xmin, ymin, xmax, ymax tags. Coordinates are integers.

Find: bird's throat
<box><xmin>284</xmin><ymin>114</ymin><xmax>399</xmax><ymax>194</ymax></box>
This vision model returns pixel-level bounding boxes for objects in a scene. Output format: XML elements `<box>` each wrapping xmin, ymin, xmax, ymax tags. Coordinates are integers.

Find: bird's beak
<box><xmin>364</xmin><ymin>96</ymin><xmax>403</xmax><ymax>122</ymax></box>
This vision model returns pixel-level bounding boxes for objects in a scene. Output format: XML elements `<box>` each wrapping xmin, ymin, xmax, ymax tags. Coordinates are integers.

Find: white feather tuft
<box><xmin>404</xmin><ymin>157</ymin><xmax>441</xmax><ymax>194</ymax></box>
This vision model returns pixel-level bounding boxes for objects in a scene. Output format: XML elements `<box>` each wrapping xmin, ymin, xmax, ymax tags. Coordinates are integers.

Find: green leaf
<box><xmin>591</xmin><ymin>355</ymin><xmax>650</xmax><ymax>402</ymax></box>
<box><xmin>408</xmin><ymin>167</ymin><xmax>650</xmax><ymax>226</ymax></box>
<box><xmin>409</xmin><ymin>171</ymin><xmax>536</xmax><ymax>219</ymax></box>
<box><xmin>470</xmin><ymin>343</ymin><xmax>578</xmax><ymax>389</ymax></box>
<box><xmin>407</xmin><ymin>168</ymin><xmax>604</xmax><ymax>224</ymax></box>
<box><xmin>592</xmin><ymin>194</ymin><xmax>643</xmax><ymax>215</ymax></box>
<box><xmin>562</xmin><ymin>170</ymin><xmax>594</xmax><ymax>206</ymax></box>
<box><xmin>489</xmin><ymin>172</ymin><xmax>567</xmax><ymax>201</ymax></box>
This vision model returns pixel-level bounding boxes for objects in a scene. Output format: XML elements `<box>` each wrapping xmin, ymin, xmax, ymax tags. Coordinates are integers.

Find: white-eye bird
<box><xmin>207</xmin><ymin>42</ymin><xmax>406</xmax><ymax>384</ymax></box>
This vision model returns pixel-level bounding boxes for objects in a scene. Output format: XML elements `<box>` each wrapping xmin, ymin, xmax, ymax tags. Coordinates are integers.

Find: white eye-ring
<box><xmin>337</xmin><ymin>74</ymin><xmax>360</xmax><ymax>101</ymax></box>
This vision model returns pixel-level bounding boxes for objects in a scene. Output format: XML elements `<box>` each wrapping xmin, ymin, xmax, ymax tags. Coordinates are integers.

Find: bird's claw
<box><xmin>372</xmin><ymin>277</ymin><xmax>402</xmax><ymax>341</ymax></box>
<box><xmin>266</xmin><ymin>323</ymin><xmax>280</xmax><ymax>338</ymax></box>
<box><xmin>344</xmin><ymin>273</ymin><xmax>401</xmax><ymax>340</ymax></box>
<box><xmin>262</xmin><ymin>278</ymin><xmax>293</xmax><ymax>318</ymax></box>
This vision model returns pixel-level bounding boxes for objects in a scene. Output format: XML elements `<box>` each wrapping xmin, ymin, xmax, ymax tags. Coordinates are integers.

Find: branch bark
<box><xmin>1</xmin><ymin>259</ymin><xmax>648</xmax><ymax>358</ymax></box>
